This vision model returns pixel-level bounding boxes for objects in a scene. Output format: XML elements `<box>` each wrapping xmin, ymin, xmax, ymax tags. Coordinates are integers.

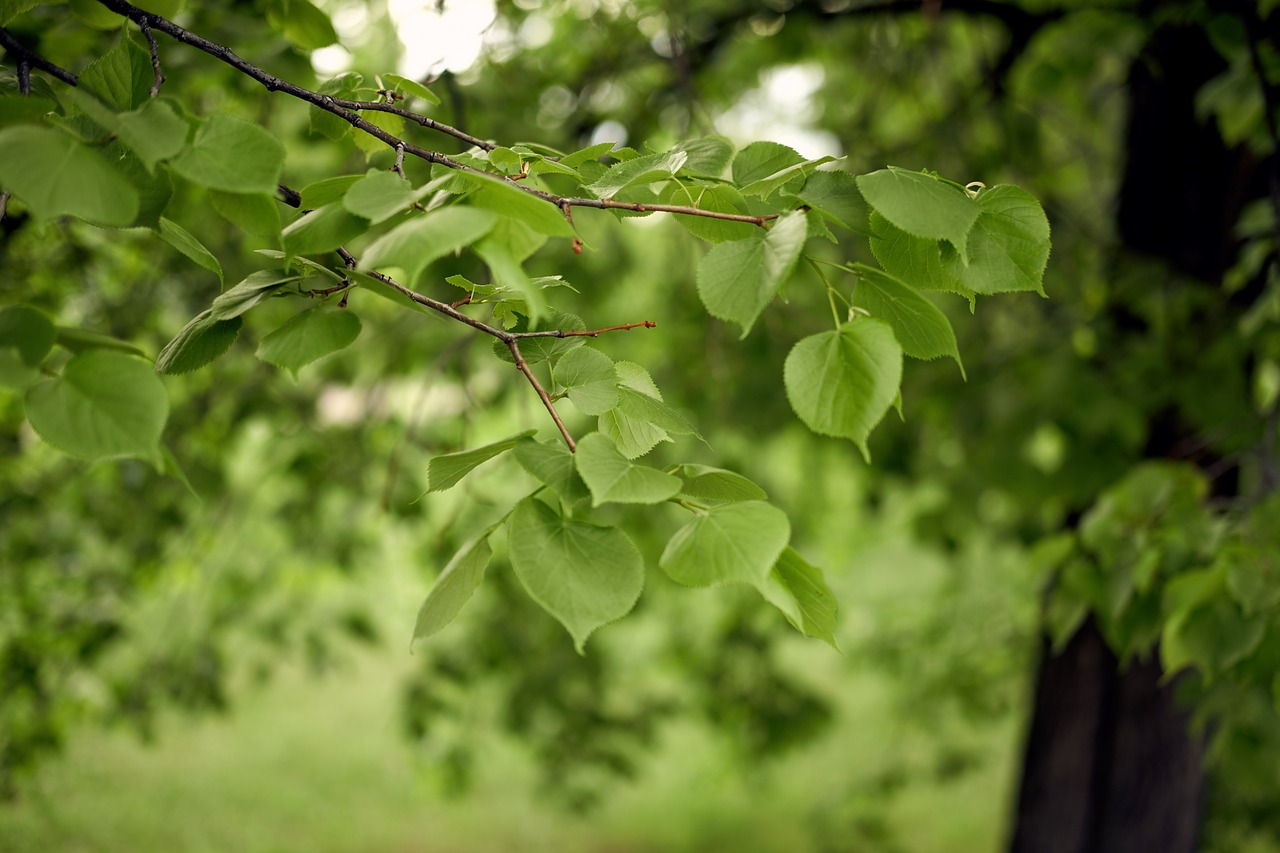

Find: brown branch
<box><xmin>0</xmin><ymin>191</ymin><xmax>9</xmax><ymax>222</ymax></box>
<box><xmin>329</xmin><ymin>97</ymin><xmax>495</xmax><ymax>151</ymax></box>
<box><xmin>139</xmin><ymin>19</ymin><xmax>164</xmax><ymax>97</ymax></box>
<box><xmin>513</xmin><ymin>321</ymin><xmax>657</xmax><ymax>338</ymax></box>
<box><xmin>332</xmin><ymin>247</ymin><xmax>580</xmax><ymax>450</ymax></box>
<box><xmin>0</xmin><ymin>28</ymin><xmax>79</xmax><ymax>87</ymax></box>
<box><xmin>89</xmin><ymin>1</ymin><xmax>778</xmax><ymax>229</ymax></box>
<box><xmin>505</xmin><ymin>339</ymin><xmax>576</xmax><ymax>452</ymax></box>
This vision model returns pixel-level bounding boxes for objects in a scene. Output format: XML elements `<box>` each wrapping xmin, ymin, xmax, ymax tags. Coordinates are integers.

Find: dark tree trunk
<box><xmin>1010</xmin><ymin>14</ymin><xmax>1263</xmax><ymax>853</ymax></box>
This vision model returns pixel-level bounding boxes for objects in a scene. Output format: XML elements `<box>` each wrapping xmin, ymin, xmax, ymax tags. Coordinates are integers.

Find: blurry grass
<box><xmin>0</xmin><ymin>643</ymin><xmax>1021</xmax><ymax>853</ymax></box>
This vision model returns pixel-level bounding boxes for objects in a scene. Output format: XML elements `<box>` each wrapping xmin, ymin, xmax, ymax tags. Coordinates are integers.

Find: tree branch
<box><xmin>0</xmin><ymin>28</ymin><xmax>79</xmax><ymax>87</ymax></box>
<box><xmin>138</xmin><ymin>18</ymin><xmax>164</xmax><ymax>97</ymax></box>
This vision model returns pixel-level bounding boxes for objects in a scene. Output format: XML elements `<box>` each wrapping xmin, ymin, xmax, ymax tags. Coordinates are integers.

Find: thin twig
<box><xmin>392</xmin><ymin>142</ymin><xmax>406</xmax><ymax>178</ymax></box>
<box><xmin>0</xmin><ymin>191</ymin><xmax>9</xmax><ymax>222</ymax></box>
<box><xmin>0</xmin><ymin>28</ymin><xmax>79</xmax><ymax>86</ymax></box>
<box><xmin>505</xmin><ymin>339</ymin><xmax>576</xmax><ymax>451</ymax></box>
<box><xmin>329</xmin><ymin>97</ymin><xmax>494</xmax><ymax>151</ymax></box>
<box><xmin>513</xmin><ymin>321</ymin><xmax>657</xmax><ymax>338</ymax></box>
<box><xmin>139</xmin><ymin>19</ymin><xmax>164</xmax><ymax>97</ymax></box>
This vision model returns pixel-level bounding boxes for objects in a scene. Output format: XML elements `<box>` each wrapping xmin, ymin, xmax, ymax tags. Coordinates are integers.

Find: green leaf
<box><xmin>106</xmin><ymin>143</ymin><xmax>172</xmax><ymax>228</ymax></box>
<box><xmin>1</xmin><ymin>0</ymin><xmax>43</xmax><ymax>26</ymax></box>
<box><xmin>79</xmin><ymin>35</ymin><xmax>152</xmax><ymax>110</ymax></box>
<box><xmin>281</xmin><ymin>203</ymin><xmax>369</xmax><ymax>257</ymax></box>
<box><xmin>560</xmin><ymin>142</ymin><xmax>616</xmax><ymax>168</ymax></box>
<box><xmin>612</xmin><ymin>386</ymin><xmax>700</xmax><ymax>438</ymax></box>
<box><xmin>425</xmin><ymin>430</ymin><xmax>536</xmax><ymax>493</ymax></box>
<box><xmin>661</xmin><ymin>182</ymin><xmax>757</xmax><ymax>244</ymax></box>
<box><xmin>456</xmin><ymin>170</ymin><xmax>576</xmax><ymax>237</ymax></box>
<box><xmin>256</xmin><ymin>305</ymin><xmax>360</xmax><ymax>379</ymax></box>
<box><xmin>670</xmin><ymin>464</ymin><xmax>768</xmax><ymax>503</ymax></box>
<box><xmin>514</xmin><ymin>437</ymin><xmax>589</xmax><ymax>505</ymax></box>
<box><xmin>599</xmin><ymin>362</ymin><xmax>670</xmax><ymax>458</ymax></box>
<box><xmin>696</xmin><ymin>210</ymin><xmax>807</xmax><ymax>337</ymax></box>
<box><xmin>208</xmin><ymin>271</ymin><xmax>301</xmax><ymax>321</ymax></box>
<box><xmin>352</xmin><ymin>109</ymin><xmax>404</xmax><ymax>159</ymax></box>
<box><xmin>739</xmin><ymin>155</ymin><xmax>836</xmax><ymax>200</ymax></box>
<box><xmin>383</xmin><ymin>73</ymin><xmax>440</xmax><ymax>105</ymax></box>
<box><xmin>868</xmin><ymin>211</ymin><xmax>972</xmax><ymax>296</ymax></box>
<box><xmin>342</xmin><ymin>170</ymin><xmax>417</xmax><ymax>224</ymax></box>
<box><xmin>63</xmin><ymin>90</ymin><xmax>189</xmax><ymax>172</ymax></box>
<box><xmin>1162</xmin><ymin>597</ymin><xmax>1265</xmax><ymax>678</ymax></box>
<box><xmin>672</xmin><ymin>136</ymin><xmax>734</xmax><ymax>178</ymax></box>
<box><xmin>476</xmin><ymin>237</ymin><xmax>546</xmax><ymax>323</ymax></box>
<box><xmin>784</xmin><ymin>319</ymin><xmax>903</xmax><ymax>445</ymax></box>
<box><xmin>731</xmin><ymin>140</ymin><xmax>805</xmax><ymax>186</ymax></box>
<box><xmin>574</xmin><ymin>432</ymin><xmax>682</xmax><ymax>506</ymax></box>
<box><xmin>155</xmin><ymin>311</ymin><xmax>242</xmax><ymax>375</ymax></box>
<box><xmin>586</xmin><ymin>149</ymin><xmax>688</xmax><ymax>198</ymax></box>
<box><xmin>789</xmin><ymin>169</ymin><xmax>867</xmax><ymax>232</ymax></box>
<box><xmin>210</xmin><ymin>190</ymin><xmax>281</xmax><ymax>239</ymax></box>
<box><xmin>266</xmin><ymin>0</ymin><xmax>337</xmax><ymax>50</ymax></box>
<box><xmin>855</xmin><ymin>167</ymin><xmax>980</xmax><ymax>259</ymax></box>
<box><xmin>660</xmin><ymin>501</ymin><xmax>791</xmax><ymax>587</ymax></box>
<box><xmin>552</xmin><ymin>346</ymin><xmax>618</xmax><ymax>416</ymax></box>
<box><xmin>169</xmin><ymin>114</ymin><xmax>286</xmax><ymax>194</ymax></box>
<box><xmin>0</xmin><ymin>126</ymin><xmax>138</xmax><ymax>226</ymax></box>
<box><xmin>492</xmin><ymin>312</ymin><xmax>585</xmax><ymax>365</ymax></box>
<box><xmin>0</xmin><ymin>93</ymin><xmax>57</xmax><ymax>126</ymax></box>
<box><xmin>488</xmin><ymin>146</ymin><xmax>522</xmax><ymax>174</ymax></box>
<box><xmin>412</xmin><ymin>533</ymin><xmax>493</xmax><ymax>643</ymax></box>
<box><xmin>24</xmin><ymin>351</ymin><xmax>168</xmax><ymax>460</ymax></box>
<box><xmin>507</xmin><ymin>497</ymin><xmax>644</xmax><ymax>653</ymax></box>
<box><xmin>158</xmin><ymin>217</ymin><xmax>223</xmax><ymax>283</ymax></box>
<box><xmin>311</xmin><ymin>74</ymin><xmax>363</xmax><ymax>141</ymax></box>
<box><xmin>941</xmin><ymin>185</ymin><xmax>1051</xmax><ymax>295</ymax></box>
<box><xmin>55</xmin><ymin>327</ymin><xmax>147</xmax><ymax>358</ymax></box>
<box><xmin>759</xmin><ymin>548</ymin><xmax>840</xmax><ymax>650</ymax></box>
<box><xmin>850</xmin><ymin>264</ymin><xmax>962</xmax><ymax>370</ymax></box>
<box><xmin>362</xmin><ymin>206</ymin><xmax>496</xmax><ymax>284</ymax></box>
<box><xmin>0</xmin><ymin>304</ymin><xmax>55</xmax><ymax>366</ymax></box>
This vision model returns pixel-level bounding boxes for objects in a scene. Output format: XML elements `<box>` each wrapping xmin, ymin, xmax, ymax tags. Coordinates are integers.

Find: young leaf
<box><xmin>352</xmin><ymin>109</ymin><xmax>405</xmax><ymax>159</ymax></box>
<box><xmin>383</xmin><ymin>73</ymin><xmax>441</xmax><ymax>105</ymax></box>
<box><xmin>738</xmin><ymin>155</ymin><xmax>836</xmax><ymax>200</ymax></box>
<box><xmin>476</xmin><ymin>237</ymin><xmax>547</xmax><ymax>323</ymax></box>
<box><xmin>281</xmin><ymin>202</ymin><xmax>369</xmax><ymax>257</ymax></box>
<box><xmin>759</xmin><ymin>547</ymin><xmax>840</xmax><ymax>650</ymax></box>
<box><xmin>208</xmin><ymin>271</ymin><xmax>302</xmax><ymax>320</ymax></box>
<box><xmin>158</xmin><ymin>217</ymin><xmax>224</xmax><ymax>284</ymax></box>
<box><xmin>552</xmin><ymin>346</ymin><xmax>619</xmax><ymax>416</ymax></box>
<box><xmin>670</xmin><ymin>464</ymin><xmax>768</xmax><ymax>503</ymax></box>
<box><xmin>612</xmin><ymin>387</ymin><xmax>700</xmax><ymax>438</ymax></box>
<box><xmin>256</xmin><ymin>305</ymin><xmax>362</xmax><ymax>379</ymax></box>
<box><xmin>342</xmin><ymin>170</ymin><xmax>417</xmax><ymax>224</ymax></box>
<box><xmin>868</xmin><ymin>211</ymin><xmax>971</xmax><ymax>296</ymax></box>
<box><xmin>24</xmin><ymin>351</ymin><xmax>168</xmax><ymax>460</ymax></box>
<box><xmin>941</xmin><ymin>185</ymin><xmax>1051</xmax><ymax>295</ymax></box>
<box><xmin>300</xmin><ymin>174</ymin><xmax>365</xmax><ymax>207</ymax></box>
<box><xmin>731</xmin><ymin>140</ymin><xmax>805</xmax><ymax>186</ymax></box>
<box><xmin>412</xmin><ymin>533</ymin><xmax>494</xmax><ymax>643</ymax></box>
<box><xmin>78</xmin><ymin>35</ymin><xmax>152</xmax><ymax>110</ymax></box>
<box><xmin>156</xmin><ymin>311</ymin><xmax>243</xmax><ymax>375</ymax></box>
<box><xmin>789</xmin><ymin>169</ymin><xmax>867</xmax><ymax>232</ymax></box>
<box><xmin>507</xmin><ymin>497</ymin><xmax>644</xmax><ymax>653</ymax></box>
<box><xmin>660</xmin><ymin>501</ymin><xmax>791</xmax><ymax>588</ymax></box>
<box><xmin>456</xmin><ymin>170</ymin><xmax>576</xmax><ymax>237</ymax></box>
<box><xmin>672</xmin><ymin>136</ymin><xmax>735</xmax><ymax>178</ymax></box>
<box><xmin>63</xmin><ymin>90</ymin><xmax>188</xmax><ymax>172</ymax></box>
<box><xmin>696</xmin><ymin>210</ymin><xmax>807</xmax><ymax>337</ymax></box>
<box><xmin>0</xmin><ymin>126</ymin><xmax>138</xmax><ymax>226</ymax></box>
<box><xmin>850</xmin><ymin>264</ymin><xmax>962</xmax><ymax>371</ymax></box>
<box><xmin>311</xmin><ymin>74</ymin><xmax>363</xmax><ymax>140</ymax></box>
<box><xmin>585</xmin><ymin>149</ymin><xmax>688</xmax><ymax>198</ymax></box>
<box><xmin>574</xmin><ymin>432</ymin><xmax>682</xmax><ymax>506</ymax></box>
<box><xmin>599</xmin><ymin>362</ymin><xmax>670</xmax><ymax>459</ymax></box>
<box><xmin>784</xmin><ymin>319</ymin><xmax>903</xmax><ymax>445</ymax></box>
<box><xmin>491</xmin><ymin>312</ymin><xmax>586</xmax><ymax>365</ymax></box>
<box><xmin>514</xmin><ymin>437</ymin><xmax>590</xmax><ymax>505</ymax></box>
<box><xmin>424</xmin><ymin>430</ymin><xmax>537</xmax><ymax>493</ymax></box>
<box><xmin>210</xmin><ymin>191</ymin><xmax>282</xmax><ymax>239</ymax></box>
<box><xmin>265</xmin><ymin>0</ymin><xmax>337</xmax><ymax>50</ymax></box>
<box><xmin>0</xmin><ymin>304</ymin><xmax>55</xmax><ymax>367</ymax></box>
<box><xmin>361</xmin><ymin>206</ymin><xmax>496</xmax><ymax>283</ymax></box>
<box><xmin>856</xmin><ymin>167</ymin><xmax>980</xmax><ymax>260</ymax></box>
<box><xmin>661</xmin><ymin>182</ymin><xmax>757</xmax><ymax>244</ymax></box>
<box><xmin>169</xmin><ymin>114</ymin><xmax>286</xmax><ymax>194</ymax></box>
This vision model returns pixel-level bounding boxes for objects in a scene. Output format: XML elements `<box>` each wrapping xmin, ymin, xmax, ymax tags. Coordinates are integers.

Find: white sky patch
<box><xmin>389</xmin><ymin>0</ymin><xmax>497</xmax><ymax>79</ymax></box>
<box><xmin>717</xmin><ymin>64</ymin><xmax>842</xmax><ymax>160</ymax></box>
